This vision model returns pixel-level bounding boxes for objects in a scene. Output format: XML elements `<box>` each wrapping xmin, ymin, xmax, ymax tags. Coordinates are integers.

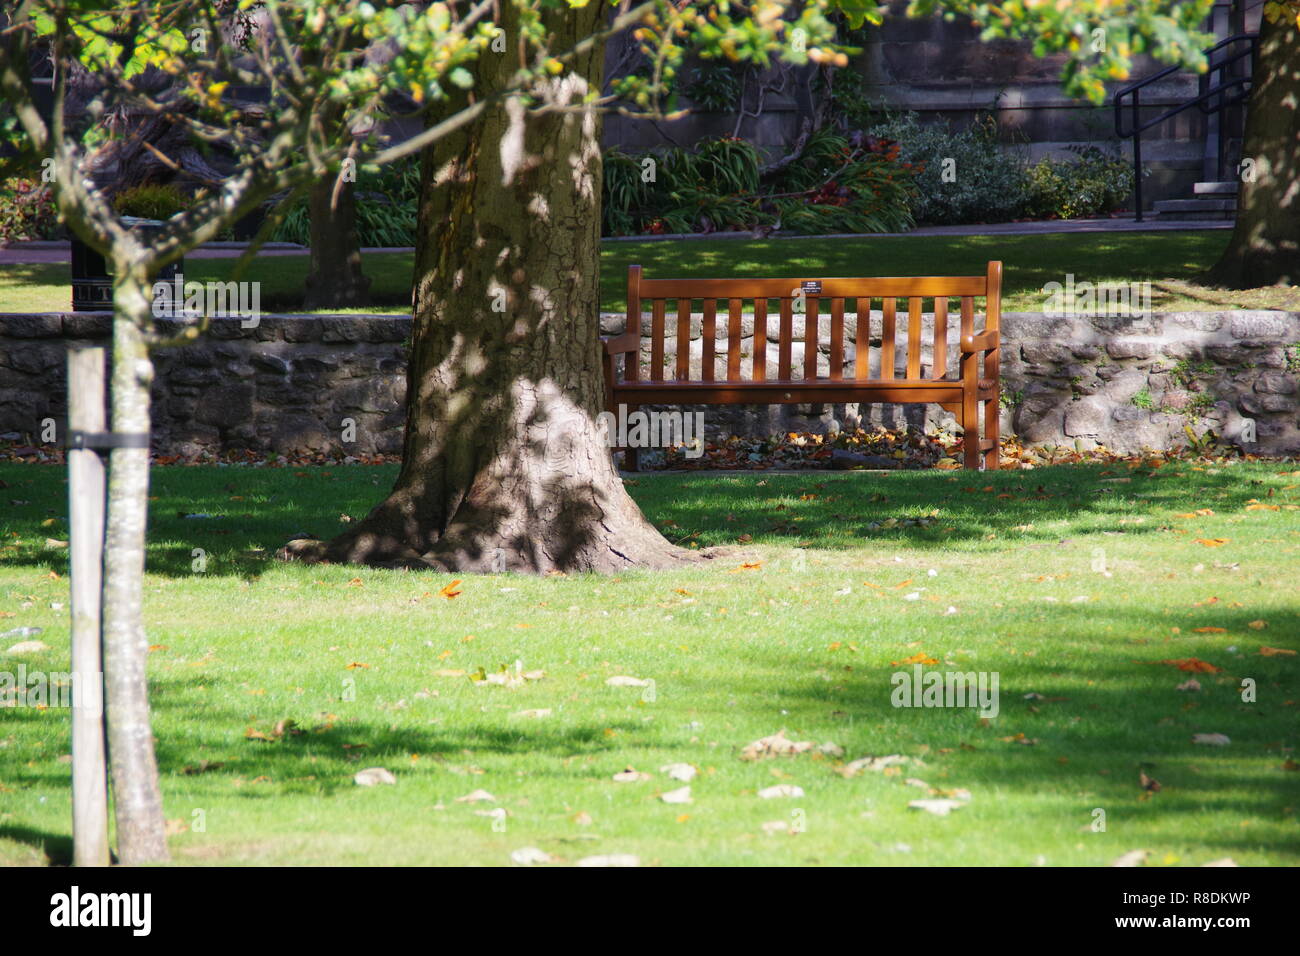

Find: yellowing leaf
<box><xmin>1155</xmin><ymin>658</ymin><xmax>1222</xmax><ymax>673</ymax></box>
<box><xmin>891</xmin><ymin>652</ymin><xmax>939</xmax><ymax>666</ymax></box>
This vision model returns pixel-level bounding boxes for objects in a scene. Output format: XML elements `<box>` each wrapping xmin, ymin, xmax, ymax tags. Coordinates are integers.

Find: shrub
<box><xmin>112</xmin><ymin>183</ymin><xmax>188</xmax><ymax>220</ymax></box>
<box><xmin>269</xmin><ymin>155</ymin><xmax>420</xmax><ymax>247</ymax></box>
<box><xmin>602</xmin><ymin>130</ymin><xmax>917</xmax><ymax>237</ymax></box>
<box><xmin>685</xmin><ymin>62</ymin><xmax>743</xmax><ymax>112</ymax></box>
<box><xmin>768</xmin><ymin>128</ymin><xmax>917</xmax><ymax>234</ymax></box>
<box><xmin>1024</xmin><ymin>145</ymin><xmax>1133</xmax><ymax>219</ymax></box>
<box><xmin>867</xmin><ymin>112</ymin><xmax>1029</xmax><ymax>225</ymax></box>
<box><xmin>0</xmin><ymin>178</ymin><xmax>60</xmax><ymax>243</ymax></box>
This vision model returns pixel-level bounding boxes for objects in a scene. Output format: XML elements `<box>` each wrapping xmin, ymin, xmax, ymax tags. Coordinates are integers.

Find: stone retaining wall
<box><xmin>1</xmin><ymin>310</ymin><xmax>1297</xmax><ymax>458</ymax></box>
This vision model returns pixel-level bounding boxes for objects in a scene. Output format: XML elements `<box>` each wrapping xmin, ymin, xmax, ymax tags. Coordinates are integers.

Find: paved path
<box><xmin>0</xmin><ymin>216</ymin><xmax>1232</xmax><ymax>265</ymax></box>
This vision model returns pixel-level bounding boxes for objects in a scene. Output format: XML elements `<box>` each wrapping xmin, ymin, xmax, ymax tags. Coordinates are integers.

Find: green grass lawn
<box><xmin>1</xmin><ymin>461</ymin><xmax>1298</xmax><ymax>866</ymax></box>
<box><xmin>4</xmin><ymin>231</ymin><xmax>1297</xmax><ymax>314</ymax></box>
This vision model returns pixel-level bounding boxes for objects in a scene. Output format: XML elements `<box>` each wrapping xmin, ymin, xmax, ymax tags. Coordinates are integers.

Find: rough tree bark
<box><xmin>102</xmin><ymin>262</ymin><xmax>169</xmax><ymax>863</ymax></box>
<box><xmin>1206</xmin><ymin>15</ymin><xmax>1300</xmax><ymax>288</ymax></box>
<box><xmin>320</xmin><ymin>2</ymin><xmax>691</xmax><ymax>574</ymax></box>
<box><xmin>303</xmin><ymin>175</ymin><xmax>372</xmax><ymax>309</ymax></box>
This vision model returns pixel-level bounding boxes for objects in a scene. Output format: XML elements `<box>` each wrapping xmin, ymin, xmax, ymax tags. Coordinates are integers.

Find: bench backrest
<box><xmin>625</xmin><ymin>261</ymin><xmax>1001</xmax><ymax>383</ymax></box>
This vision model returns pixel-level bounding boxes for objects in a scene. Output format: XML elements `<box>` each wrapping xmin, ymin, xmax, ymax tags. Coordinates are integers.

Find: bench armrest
<box><xmin>959</xmin><ymin>329</ymin><xmax>999</xmax><ymax>353</ymax></box>
<box><xmin>601</xmin><ymin>332</ymin><xmax>640</xmax><ymax>356</ymax></box>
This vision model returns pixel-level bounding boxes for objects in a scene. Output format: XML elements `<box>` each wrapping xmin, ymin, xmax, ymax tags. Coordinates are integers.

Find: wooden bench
<box><xmin>601</xmin><ymin>261</ymin><xmax>1002</xmax><ymax>470</ymax></box>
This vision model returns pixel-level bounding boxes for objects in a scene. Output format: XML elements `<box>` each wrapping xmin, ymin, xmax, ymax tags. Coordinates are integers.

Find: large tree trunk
<box><xmin>103</xmin><ymin>264</ymin><xmax>169</xmax><ymax>863</ymax></box>
<box><xmin>320</xmin><ymin>3</ymin><xmax>688</xmax><ymax>574</ymax></box>
<box><xmin>1206</xmin><ymin>15</ymin><xmax>1300</xmax><ymax>288</ymax></box>
<box><xmin>303</xmin><ymin>176</ymin><xmax>371</xmax><ymax>309</ymax></box>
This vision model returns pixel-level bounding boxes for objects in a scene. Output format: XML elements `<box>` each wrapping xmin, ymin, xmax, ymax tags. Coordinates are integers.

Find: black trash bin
<box><xmin>70</xmin><ymin>217</ymin><xmax>182</xmax><ymax>312</ymax></box>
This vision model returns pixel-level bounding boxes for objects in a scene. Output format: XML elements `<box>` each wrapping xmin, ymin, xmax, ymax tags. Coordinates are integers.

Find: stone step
<box><xmin>1193</xmin><ymin>181</ymin><xmax>1240</xmax><ymax>196</ymax></box>
<box><xmin>1153</xmin><ymin>198</ymin><xmax>1236</xmax><ymax>219</ymax></box>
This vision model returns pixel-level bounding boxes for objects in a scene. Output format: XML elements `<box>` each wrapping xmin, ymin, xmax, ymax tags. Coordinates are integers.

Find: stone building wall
<box><xmin>1</xmin><ymin>310</ymin><xmax>1297</xmax><ymax>459</ymax></box>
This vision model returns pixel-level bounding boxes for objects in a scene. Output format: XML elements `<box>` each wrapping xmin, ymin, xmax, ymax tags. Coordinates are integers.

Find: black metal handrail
<box><xmin>1113</xmin><ymin>33</ymin><xmax>1259</xmax><ymax>220</ymax></box>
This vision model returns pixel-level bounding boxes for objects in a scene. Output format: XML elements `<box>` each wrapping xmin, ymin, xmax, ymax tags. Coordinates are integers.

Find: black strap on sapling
<box><xmin>67</xmin><ymin>431</ymin><xmax>152</xmax><ymax>455</ymax></box>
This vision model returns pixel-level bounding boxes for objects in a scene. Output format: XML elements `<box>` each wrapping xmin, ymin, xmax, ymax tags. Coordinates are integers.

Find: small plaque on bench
<box><xmin>800</xmin><ymin>280</ymin><xmax>822</xmax><ymax>295</ymax></box>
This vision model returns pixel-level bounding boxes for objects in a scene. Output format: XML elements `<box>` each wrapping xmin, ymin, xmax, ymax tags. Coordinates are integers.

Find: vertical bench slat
<box><xmin>778</xmin><ymin>297</ymin><xmax>793</xmax><ymax>379</ymax></box>
<box><xmin>933</xmin><ymin>296</ymin><xmax>948</xmax><ymax>380</ymax></box>
<box><xmin>726</xmin><ymin>298</ymin><xmax>743</xmax><ymax>381</ymax></box>
<box><xmin>960</xmin><ymin>295</ymin><xmax>974</xmax><ymax>341</ymax></box>
<box><xmin>881</xmin><ymin>297</ymin><xmax>896</xmax><ymax>380</ymax></box>
<box><xmin>804</xmin><ymin>296</ymin><xmax>819</xmax><ymax>379</ymax></box>
<box><xmin>701</xmin><ymin>298</ymin><xmax>716</xmax><ymax>382</ymax></box>
<box><xmin>650</xmin><ymin>298</ymin><xmax>665</xmax><ymax>381</ymax></box>
<box><xmin>753</xmin><ymin>298</ymin><xmax>768</xmax><ymax>381</ymax></box>
<box><xmin>675</xmin><ymin>298</ymin><xmax>691</xmax><ymax>380</ymax></box>
<box><xmin>855</xmin><ymin>297</ymin><xmax>870</xmax><ymax>379</ymax></box>
<box><xmin>906</xmin><ymin>295</ymin><xmax>922</xmax><ymax>379</ymax></box>
<box><xmin>829</xmin><ymin>297</ymin><xmax>844</xmax><ymax>381</ymax></box>
<box><xmin>626</xmin><ymin>265</ymin><xmax>641</xmax><ymax>383</ymax></box>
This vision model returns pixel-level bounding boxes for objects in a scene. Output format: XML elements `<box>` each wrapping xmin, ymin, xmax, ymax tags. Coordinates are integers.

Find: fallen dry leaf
<box><xmin>354</xmin><ymin>767</ymin><xmax>397</xmax><ymax>787</ymax></box>
<box><xmin>740</xmin><ymin>729</ymin><xmax>817</xmax><ymax>761</ymax></box>
<box><xmin>605</xmin><ymin>675</ymin><xmax>650</xmax><ymax>687</ymax></box>
<box><xmin>891</xmin><ymin>652</ymin><xmax>940</xmax><ymax>666</ymax></box>
<box><xmin>576</xmin><ymin>854</ymin><xmax>639</xmax><ymax>867</ymax></box>
<box><xmin>757</xmin><ymin>784</ymin><xmax>804</xmax><ymax>799</ymax></box>
<box><xmin>660</xmin><ymin>762</ymin><xmax>697</xmax><ymax>782</ymax></box>
<box><xmin>908</xmin><ymin>798</ymin><xmax>966</xmax><ymax>816</ymax></box>
<box><xmin>510</xmin><ymin>847</ymin><xmax>554</xmax><ymax>866</ymax></box>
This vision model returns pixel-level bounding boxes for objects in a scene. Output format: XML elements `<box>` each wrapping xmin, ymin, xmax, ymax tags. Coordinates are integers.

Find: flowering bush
<box><xmin>0</xmin><ymin>178</ymin><xmax>59</xmax><ymax>243</ymax></box>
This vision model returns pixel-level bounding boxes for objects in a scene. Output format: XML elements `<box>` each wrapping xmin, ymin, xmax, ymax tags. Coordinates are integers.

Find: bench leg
<box><xmin>983</xmin><ymin>394</ymin><xmax>1000</xmax><ymax>471</ymax></box>
<box><xmin>961</xmin><ymin>361</ymin><xmax>977</xmax><ymax>468</ymax></box>
<box><xmin>623</xmin><ymin>403</ymin><xmax>639</xmax><ymax>472</ymax></box>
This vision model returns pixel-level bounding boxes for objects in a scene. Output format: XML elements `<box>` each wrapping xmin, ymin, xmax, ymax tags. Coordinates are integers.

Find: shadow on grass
<box><xmin>2</xmin><ymin>461</ymin><xmax>1293</xmax><ymax>582</ymax></box>
<box><xmin>3</xmin><ymin>597</ymin><xmax>1295</xmax><ymax>862</ymax></box>
<box><xmin>627</xmin><ymin>462</ymin><xmax>1295</xmax><ymax>550</ymax></box>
